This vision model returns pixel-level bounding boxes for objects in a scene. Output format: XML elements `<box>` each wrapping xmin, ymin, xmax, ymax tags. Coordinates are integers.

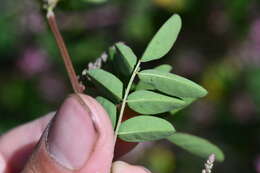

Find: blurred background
<box><xmin>0</xmin><ymin>0</ymin><xmax>260</xmax><ymax>172</ymax></box>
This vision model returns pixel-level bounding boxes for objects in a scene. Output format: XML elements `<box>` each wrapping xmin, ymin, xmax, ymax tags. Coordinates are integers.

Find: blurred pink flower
<box><xmin>174</xmin><ymin>50</ymin><xmax>204</xmax><ymax>77</ymax></box>
<box><xmin>230</xmin><ymin>93</ymin><xmax>256</xmax><ymax>123</ymax></box>
<box><xmin>190</xmin><ymin>101</ymin><xmax>216</xmax><ymax>126</ymax></box>
<box><xmin>20</xmin><ymin>0</ymin><xmax>45</xmax><ymax>33</ymax></box>
<box><xmin>27</xmin><ymin>13</ymin><xmax>44</xmax><ymax>33</ymax></box>
<box><xmin>229</xmin><ymin>17</ymin><xmax>260</xmax><ymax>67</ymax></box>
<box><xmin>250</xmin><ymin>18</ymin><xmax>260</xmax><ymax>44</ymax></box>
<box><xmin>16</xmin><ymin>48</ymin><xmax>50</xmax><ymax>77</ymax></box>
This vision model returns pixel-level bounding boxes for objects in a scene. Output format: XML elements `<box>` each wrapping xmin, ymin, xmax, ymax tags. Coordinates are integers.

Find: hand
<box><xmin>0</xmin><ymin>94</ymin><xmax>151</xmax><ymax>173</ymax></box>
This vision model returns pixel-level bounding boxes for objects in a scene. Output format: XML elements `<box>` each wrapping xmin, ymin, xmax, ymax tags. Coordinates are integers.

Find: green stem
<box><xmin>114</xmin><ymin>60</ymin><xmax>141</xmax><ymax>142</ymax></box>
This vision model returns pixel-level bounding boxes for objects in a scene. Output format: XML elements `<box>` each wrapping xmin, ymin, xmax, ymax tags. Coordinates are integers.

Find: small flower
<box><xmin>202</xmin><ymin>154</ymin><xmax>215</xmax><ymax>173</ymax></box>
<box><xmin>16</xmin><ymin>48</ymin><xmax>50</xmax><ymax>77</ymax></box>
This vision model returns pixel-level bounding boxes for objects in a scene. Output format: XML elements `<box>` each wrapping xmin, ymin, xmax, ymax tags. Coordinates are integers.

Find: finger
<box><xmin>112</xmin><ymin>161</ymin><xmax>151</xmax><ymax>173</ymax></box>
<box><xmin>0</xmin><ymin>113</ymin><xmax>54</xmax><ymax>173</ymax></box>
<box><xmin>22</xmin><ymin>94</ymin><xmax>115</xmax><ymax>173</ymax></box>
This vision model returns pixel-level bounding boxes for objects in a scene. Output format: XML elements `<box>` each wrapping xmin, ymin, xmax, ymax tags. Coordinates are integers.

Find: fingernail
<box><xmin>47</xmin><ymin>95</ymin><xmax>98</xmax><ymax>170</ymax></box>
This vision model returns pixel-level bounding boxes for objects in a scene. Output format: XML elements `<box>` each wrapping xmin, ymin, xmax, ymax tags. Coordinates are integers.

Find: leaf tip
<box><xmin>200</xmin><ymin>86</ymin><xmax>208</xmax><ymax>97</ymax></box>
<box><xmin>216</xmin><ymin>151</ymin><xmax>225</xmax><ymax>162</ymax></box>
<box><xmin>173</xmin><ymin>14</ymin><xmax>182</xmax><ymax>23</ymax></box>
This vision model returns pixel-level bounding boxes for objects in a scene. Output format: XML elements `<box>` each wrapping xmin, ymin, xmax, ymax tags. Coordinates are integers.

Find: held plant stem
<box><xmin>47</xmin><ymin>10</ymin><xmax>83</xmax><ymax>93</ymax></box>
<box><xmin>114</xmin><ymin>60</ymin><xmax>141</xmax><ymax>142</ymax></box>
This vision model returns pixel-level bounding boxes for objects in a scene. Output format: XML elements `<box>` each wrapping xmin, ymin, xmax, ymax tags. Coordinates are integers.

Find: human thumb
<box><xmin>22</xmin><ymin>94</ymin><xmax>115</xmax><ymax>173</ymax></box>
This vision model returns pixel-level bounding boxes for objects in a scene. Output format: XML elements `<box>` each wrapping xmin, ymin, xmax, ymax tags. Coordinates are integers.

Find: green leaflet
<box><xmin>127</xmin><ymin>90</ymin><xmax>185</xmax><ymax>114</ymax></box>
<box><xmin>154</xmin><ymin>64</ymin><xmax>173</xmax><ymax>72</ymax></box>
<box><xmin>167</xmin><ymin>133</ymin><xmax>225</xmax><ymax>162</ymax></box>
<box><xmin>96</xmin><ymin>96</ymin><xmax>117</xmax><ymax>128</ymax></box>
<box><xmin>136</xmin><ymin>64</ymin><xmax>173</xmax><ymax>90</ymax></box>
<box><xmin>119</xmin><ymin>116</ymin><xmax>176</xmax><ymax>142</ymax></box>
<box><xmin>138</xmin><ymin>69</ymin><xmax>208</xmax><ymax>98</ymax></box>
<box><xmin>141</xmin><ymin>14</ymin><xmax>182</xmax><ymax>62</ymax></box>
<box><xmin>87</xmin><ymin>69</ymin><xmax>123</xmax><ymax>102</ymax></box>
<box><xmin>135</xmin><ymin>81</ymin><xmax>155</xmax><ymax>90</ymax></box>
<box><xmin>108</xmin><ymin>45</ymin><xmax>116</xmax><ymax>61</ymax></box>
<box><xmin>115</xmin><ymin>42</ymin><xmax>137</xmax><ymax>77</ymax></box>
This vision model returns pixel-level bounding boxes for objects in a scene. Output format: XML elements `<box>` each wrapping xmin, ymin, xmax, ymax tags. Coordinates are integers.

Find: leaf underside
<box><xmin>87</xmin><ymin>69</ymin><xmax>123</xmax><ymax>103</ymax></box>
<box><xmin>115</xmin><ymin>42</ymin><xmax>137</xmax><ymax>77</ymax></box>
<box><xmin>96</xmin><ymin>96</ymin><xmax>117</xmax><ymax>128</ymax></box>
<box><xmin>141</xmin><ymin>14</ymin><xmax>182</xmax><ymax>62</ymax></box>
<box><xmin>127</xmin><ymin>90</ymin><xmax>185</xmax><ymax>114</ymax></box>
<box><xmin>167</xmin><ymin>133</ymin><xmax>225</xmax><ymax>162</ymax></box>
<box><xmin>119</xmin><ymin>116</ymin><xmax>176</xmax><ymax>142</ymax></box>
<box><xmin>138</xmin><ymin>69</ymin><xmax>208</xmax><ymax>98</ymax></box>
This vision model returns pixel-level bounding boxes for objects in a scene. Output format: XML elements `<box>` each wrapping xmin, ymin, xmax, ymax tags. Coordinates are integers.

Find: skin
<box><xmin>0</xmin><ymin>94</ymin><xmax>151</xmax><ymax>173</ymax></box>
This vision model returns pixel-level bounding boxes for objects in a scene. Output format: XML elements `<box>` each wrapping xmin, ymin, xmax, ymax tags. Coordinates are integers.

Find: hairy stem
<box><xmin>114</xmin><ymin>60</ymin><xmax>141</xmax><ymax>142</ymax></box>
<box><xmin>47</xmin><ymin>10</ymin><xmax>84</xmax><ymax>93</ymax></box>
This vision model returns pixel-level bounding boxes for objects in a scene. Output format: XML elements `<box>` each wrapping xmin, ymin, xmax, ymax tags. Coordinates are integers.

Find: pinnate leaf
<box><xmin>119</xmin><ymin>116</ymin><xmax>176</xmax><ymax>142</ymax></box>
<box><xmin>87</xmin><ymin>69</ymin><xmax>123</xmax><ymax>102</ymax></box>
<box><xmin>138</xmin><ymin>69</ymin><xmax>208</xmax><ymax>98</ymax></box>
<box><xmin>96</xmin><ymin>96</ymin><xmax>117</xmax><ymax>128</ymax></box>
<box><xmin>141</xmin><ymin>14</ymin><xmax>182</xmax><ymax>62</ymax></box>
<box><xmin>127</xmin><ymin>90</ymin><xmax>185</xmax><ymax>114</ymax></box>
<box><xmin>167</xmin><ymin>133</ymin><xmax>225</xmax><ymax>162</ymax></box>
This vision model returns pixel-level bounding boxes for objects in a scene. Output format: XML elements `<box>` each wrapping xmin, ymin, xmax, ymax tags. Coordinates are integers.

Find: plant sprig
<box><xmin>83</xmin><ymin>14</ymin><xmax>225</xmax><ymax>162</ymax></box>
<box><xmin>43</xmin><ymin>1</ymin><xmax>225</xmax><ymax>163</ymax></box>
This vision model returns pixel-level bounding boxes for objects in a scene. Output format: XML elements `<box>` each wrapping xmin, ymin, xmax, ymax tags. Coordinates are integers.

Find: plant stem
<box><xmin>114</xmin><ymin>60</ymin><xmax>141</xmax><ymax>143</ymax></box>
<box><xmin>47</xmin><ymin>10</ymin><xmax>84</xmax><ymax>93</ymax></box>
